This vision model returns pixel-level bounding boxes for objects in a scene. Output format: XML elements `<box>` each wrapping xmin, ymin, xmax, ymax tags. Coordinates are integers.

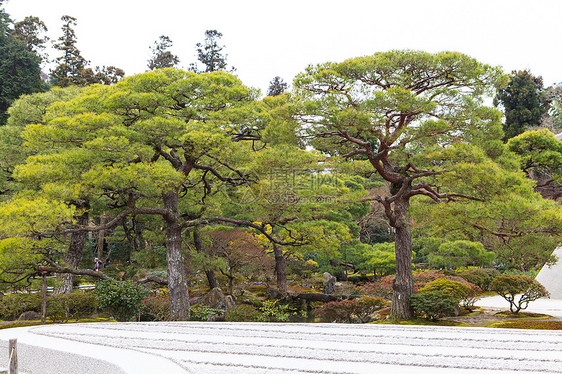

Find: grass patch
<box><xmin>371</xmin><ymin>318</ymin><xmax>466</xmax><ymax>327</ymax></box>
<box><xmin>494</xmin><ymin>311</ymin><xmax>550</xmax><ymax>319</ymax></box>
<box><xmin>0</xmin><ymin>317</ymin><xmax>114</xmax><ymax>330</ymax></box>
<box><xmin>0</xmin><ymin>321</ymin><xmax>42</xmax><ymax>330</ymax></box>
<box><xmin>489</xmin><ymin>320</ymin><xmax>562</xmax><ymax>330</ymax></box>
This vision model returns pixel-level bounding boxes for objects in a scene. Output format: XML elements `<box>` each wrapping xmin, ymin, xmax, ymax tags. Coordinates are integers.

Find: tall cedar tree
<box><xmin>50</xmin><ymin>15</ymin><xmax>88</xmax><ymax>87</ymax></box>
<box><xmin>193</xmin><ymin>30</ymin><xmax>233</xmax><ymax>73</ymax></box>
<box><xmin>147</xmin><ymin>35</ymin><xmax>179</xmax><ymax>70</ymax></box>
<box><xmin>495</xmin><ymin>70</ymin><xmax>549</xmax><ymax>141</ymax></box>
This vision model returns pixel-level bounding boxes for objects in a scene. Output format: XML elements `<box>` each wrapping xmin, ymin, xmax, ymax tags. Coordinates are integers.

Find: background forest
<box><xmin>1</xmin><ymin>3</ymin><xmax>561</xmax><ymax>323</ymax></box>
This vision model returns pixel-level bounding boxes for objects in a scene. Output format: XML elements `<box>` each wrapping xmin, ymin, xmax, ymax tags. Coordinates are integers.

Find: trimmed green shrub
<box><xmin>225</xmin><ymin>304</ymin><xmax>261</xmax><ymax>322</ymax></box>
<box><xmin>421</xmin><ymin>279</ymin><xmax>471</xmax><ymax>299</ymax></box>
<box><xmin>94</xmin><ymin>280</ymin><xmax>149</xmax><ymax>321</ymax></box>
<box><xmin>458</xmin><ymin>268</ymin><xmax>500</xmax><ymax>290</ymax></box>
<box><xmin>190</xmin><ymin>304</ymin><xmax>224</xmax><ymax>321</ymax></box>
<box><xmin>46</xmin><ymin>291</ymin><xmax>98</xmax><ymax>323</ymax></box>
<box><xmin>420</xmin><ymin>278</ymin><xmax>482</xmax><ymax>311</ymax></box>
<box><xmin>0</xmin><ymin>293</ymin><xmax>41</xmax><ymax>320</ymax></box>
<box><xmin>258</xmin><ymin>300</ymin><xmax>291</xmax><ymax>322</ymax></box>
<box><xmin>489</xmin><ymin>275</ymin><xmax>549</xmax><ymax>313</ymax></box>
<box><xmin>409</xmin><ymin>291</ymin><xmax>459</xmax><ymax>321</ymax></box>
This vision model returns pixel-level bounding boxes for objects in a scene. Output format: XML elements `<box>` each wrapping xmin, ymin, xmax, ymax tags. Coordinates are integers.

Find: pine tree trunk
<box><xmin>273</xmin><ymin>244</ymin><xmax>288</xmax><ymax>293</ymax></box>
<box><xmin>390</xmin><ymin>197</ymin><xmax>414</xmax><ymax>319</ymax></box>
<box><xmin>163</xmin><ymin>191</ymin><xmax>190</xmax><ymax>321</ymax></box>
<box><xmin>53</xmin><ymin>209</ymin><xmax>89</xmax><ymax>295</ymax></box>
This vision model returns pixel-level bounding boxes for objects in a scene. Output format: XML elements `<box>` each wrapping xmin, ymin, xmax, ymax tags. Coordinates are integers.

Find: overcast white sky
<box><xmin>4</xmin><ymin>0</ymin><xmax>562</xmax><ymax>94</ymax></box>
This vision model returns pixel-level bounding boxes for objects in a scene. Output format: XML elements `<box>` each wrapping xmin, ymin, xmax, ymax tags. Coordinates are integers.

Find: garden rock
<box><xmin>199</xmin><ymin>288</ymin><xmax>234</xmax><ymax>310</ymax></box>
<box><xmin>18</xmin><ymin>311</ymin><xmax>41</xmax><ymax>321</ymax></box>
<box><xmin>323</xmin><ymin>272</ymin><xmax>337</xmax><ymax>295</ymax></box>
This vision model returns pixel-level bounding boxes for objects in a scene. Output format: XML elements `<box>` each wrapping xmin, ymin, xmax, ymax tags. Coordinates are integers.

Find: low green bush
<box><xmin>94</xmin><ymin>280</ymin><xmax>149</xmax><ymax>321</ymax></box>
<box><xmin>225</xmin><ymin>304</ymin><xmax>261</xmax><ymax>322</ymax></box>
<box><xmin>47</xmin><ymin>291</ymin><xmax>98</xmax><ymax>323</ymax></box>
<box><xmin>0</xmin><ymin>293</ymin><xmax>41</xmax><ymax>320</ymax></box>
<box><xmin>420</xmin><ymin>278</ymin><xmax>482</xmax><ymax>311</ymax></box>
<box><xmin>258</xmin><ymin>300</ymin><xmax>291</xmax><ymax>322</ymax></box>
<box><xmin>409</xmin><ymin>291</ymin><xmax>459</xmax><ymax>321</ymax></box>
<box><xmin>420</xmin><ymin>279</ymin><xmax>471</xmax><ymax>299</ymax></box>
<box><xmin>190</xmin><ymin>304</ymin><xmax>224</xmax><ymax>321</ymax></box>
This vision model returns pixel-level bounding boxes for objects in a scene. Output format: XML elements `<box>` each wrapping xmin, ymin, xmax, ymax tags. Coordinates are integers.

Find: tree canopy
<box><xmin>495</xmin><ymin>70</ymin><xmax>549</xmax><ymax>141</ymax></box>
<box><xmin>0</xmin><ymin>4</ymin><xmax>43</xmax><ymax>125</ymax></box>
<box><xmin>147</xmin><ymin>35</ymin><xmax>179</xmax><ymax>71</ymax></box>
<box><xmin>294</xmin><ymin>50</ymin><xmax>510</xmax><ymax>318</ymax></box>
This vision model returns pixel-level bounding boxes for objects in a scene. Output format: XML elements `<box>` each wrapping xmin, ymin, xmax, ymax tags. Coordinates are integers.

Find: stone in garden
<box><xmin>198</xmin><ymin>287</ymin><xmax>234</xmax><ymax>310</ymax></box>
<box><xmin>323</xmin><ymin>272</ymin><xmax>337</xmax><ymax>295</ymax></box>
<box><xmin>18</xmin><ymin>311</ymin><xmax>41</xmax><ymax>321</ymax></box>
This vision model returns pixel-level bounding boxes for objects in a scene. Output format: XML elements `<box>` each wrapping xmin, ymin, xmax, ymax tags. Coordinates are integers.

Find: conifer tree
<box><xmin>147</xmin><ymin>35</ymin><xmax>179</xmax><ymax>70</ymax></box>
<box><xmin>191</xmin><ymin>29</ymin><xmax>234</xmax><ymax>73</ymax></box>
<box><xmin>267</xmin><ymin>76</ymin><xmax>288</xmax><ymax>97</ymax></box>
<box><xmin>50</xmin><ymin>15</ymin><xmax>89</xmax><ymax>87</ymax></box>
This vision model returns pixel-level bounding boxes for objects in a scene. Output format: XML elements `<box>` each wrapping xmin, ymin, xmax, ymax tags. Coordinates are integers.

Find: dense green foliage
<box><xmin>409</xmin><ymin>291</ymin><xmax>459</xmax><ymax>321</ymax></box>
<box><xmin>0</xmin><ymin>8</ymin><xmax>559</xmax><ymax>324</ymax></box>
<box><xmin>495</xmin><ymin>70</ymin><xmax>549</xmax><ymax>140</ymax></box>
<box><xmin>458</xmin><ymin>268</ymin><xmax>501</xmax><ymax>291</ymax></box>
<box><xmin>94</xmin><ymin>280</ymin><xmax>149</xmax><ymax>321</ymax></box>
<box><xmin>508</xmin><ymin>129</ymin><xmax>562</xmax><ymax>182</ymax></box>
<box><xmin>0</xmin><ymin>293</ymin><xmax>41</xmax><ymax>320</ymax></box>
<box><xmin>46</xmin><ymin>291</ymin><xmax>98</xmax><ymax>323</ymax></box>
<box><xmin>225</xmin><ymin>304</ymin><xmax>261</xmax><ymax>322</ymax></box>
<box><xmin>420</xmin><ymin>278</ymin><xmax>481</xmax><ymax>311</ymax></box>
<box><xmin>0</xmin><ymin>7</ymin><xmax>43</xmax><ymax>125</ymax></box>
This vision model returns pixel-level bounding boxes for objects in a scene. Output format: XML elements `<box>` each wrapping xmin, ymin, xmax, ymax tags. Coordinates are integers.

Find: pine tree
<box><xmin>50</xmin><ymin>15</ymin><xmax>89</xmax><ymax>87</ymax></box>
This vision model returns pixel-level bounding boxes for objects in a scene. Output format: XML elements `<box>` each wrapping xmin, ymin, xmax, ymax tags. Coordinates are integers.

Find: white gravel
<box><xmin>0</xmin><ymin>321</ymin><xmax>561</xmax><ymax>374</ymax></box>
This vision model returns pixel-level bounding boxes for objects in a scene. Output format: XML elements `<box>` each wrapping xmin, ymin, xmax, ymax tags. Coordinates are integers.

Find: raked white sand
<box><xmin>0</xmin><ymin>320</ymin><xmax>561</xmax><ymax>374</ymax></box>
